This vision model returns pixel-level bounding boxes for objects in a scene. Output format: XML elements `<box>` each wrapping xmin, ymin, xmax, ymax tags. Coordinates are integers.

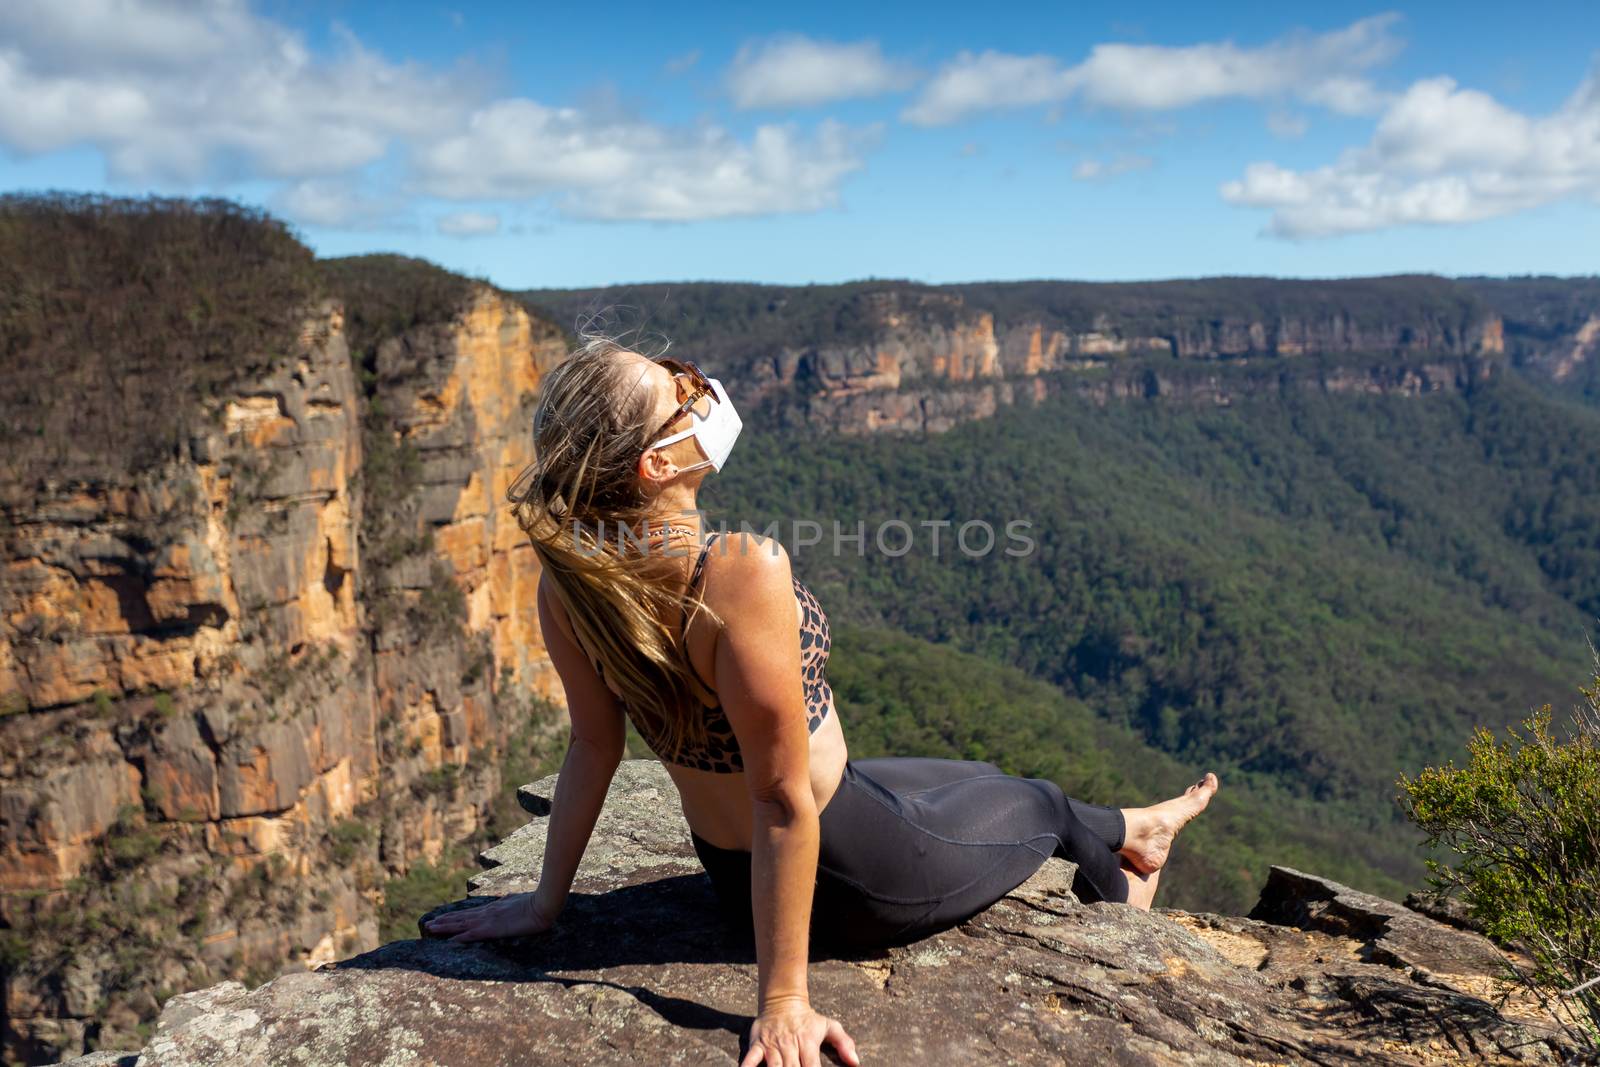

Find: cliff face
<box><xmin>61</xmin><ymin>761</ymin><xmax>1572</xmax><ymax>1067</ymax></box>
<box><xmin>535</xmin><ymin>283</ymin><xmax>1511</xmax><ymax>437</ymax></box>
<box><xmin>789</xmin><ymin>345</ymin><xmax>1503</xmax><ymax>435</ymax></box>
<box><xmin>0</xmin><ymin>287</ymin><xmax>565</xmax><ymax>1064</ymax></box>
<box><xmin>355</xmin><ymin>288</ymin><xmax>567</xmax><ymax>878</ymax></box>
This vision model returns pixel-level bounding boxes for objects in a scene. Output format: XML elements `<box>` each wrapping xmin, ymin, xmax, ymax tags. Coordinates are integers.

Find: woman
<box><xmin>421</xmin><ymin>337</ymin><xmax>1219</xmax><ymax>1067</ymax></box>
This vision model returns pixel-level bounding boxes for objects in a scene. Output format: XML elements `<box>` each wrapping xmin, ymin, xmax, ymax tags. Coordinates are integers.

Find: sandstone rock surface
<box><xmin>59</xmin><ymin>760</ymin><xmax>1568</xmax><ymax>1067</ymax></box>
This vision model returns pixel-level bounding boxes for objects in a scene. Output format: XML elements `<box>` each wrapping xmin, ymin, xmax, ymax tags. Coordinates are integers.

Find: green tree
<box><xmin>1399</xmin><ymin>636</ymin><xmax>1600</xmax><ymax>1053</ymax></box>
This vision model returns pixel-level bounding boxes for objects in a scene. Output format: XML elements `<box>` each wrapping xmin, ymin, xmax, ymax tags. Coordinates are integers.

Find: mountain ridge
<box><xmin>520</xmin><ymin>274</ymin><xmax>1599</xmax><ymax>433</ymax></box>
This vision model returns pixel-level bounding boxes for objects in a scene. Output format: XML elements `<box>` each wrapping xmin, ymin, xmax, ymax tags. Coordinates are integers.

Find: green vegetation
<box><xmin>105</xmin><ymin>804</ymin><xmax>165</xmax><ymax>868</ymax></box>
<box><xmin>1400</xmin><ymin>643</ymin><xmax>1600</xmax><ymax>1052</ymax></box>
<box><xmin>378</xmin><ymin>849</ymin><xmax>476</xmax><ymax>945</ymax></box>
<box><xmin>318</xmin><ymin>254</ymin><xmax>479</xmax><ymax>368</ymax></box>
<box><xmin>484</xmin><ymin>692</ymin><xmax>569</xmax><ymax>842</ymax></box>
<box><xmin>0</xmin><ymin>930</ymin><xmax>30</xmax><ymax>970</ymax></box>
<box><xmin>415</xmin><ymin>561</ymin><xmax>469</xmax><ymax>640</ymax></box>
<box><xmin>521</xmin><ymin>279</ymin><xmax>962</xmax><ymax>367</ymax></box>
<box><xmin>951</xmin><ymin>275</ymin><xmax>1488</xmax><ymax>336</ymax></box>
<box><xmin>328</xmin><ymin>819</ymin><xmax>375</xmax><ymax>866</ymax></box>
<box><xmin>411</xmin><ymin>763</ymin><xmax>463</xmax><ymax>799</ymax></box>
<box><xmin>0</xmin><ymin>193</ymin><xmax>318</xmax><ymax>483</ymax></box>
<box><xmin>519</xmin><ymin>274</ymin><xmax>1496</xmax><ymax>375</ymax></box>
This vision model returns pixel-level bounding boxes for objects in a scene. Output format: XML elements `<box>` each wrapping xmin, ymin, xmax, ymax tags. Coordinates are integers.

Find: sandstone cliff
<box><xmin>2</xmin><ymin>269</ymin><xmax>567</xmax><ymax>1064</ymax></box>
<box><xmin>523</xmin><ymin>279</ymin><xmax>1515</xmax><ymax>436</ymax></box>
<box><xmin>54</xmin><ymin>760</ymin><xmax>1572</xmax><ymax>1066</ymax></box>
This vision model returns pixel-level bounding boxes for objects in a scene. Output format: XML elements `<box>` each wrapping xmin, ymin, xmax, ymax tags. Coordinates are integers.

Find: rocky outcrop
<box><xmin>63</xmin><ymin>760</ymin><xmax>1568</xmax><ymax>1066</ymax></box>
<box><xmin>794</xmin><ymin>352</ymin><xmax>1502</xmax><ymax>435</ymax></box>
<box><xmin>2</xmin><ymin>286</ymin><xmax>566</xmax><ymax>1064</ymax></box>
<box><xmin>737</xmin><ymin>290</ymin><xmax>1003</xmax><ymax>404</ymax></box>
<box><xmin>1511</xmin><ymin>311</ymin><xmax>1600</xmax><ymax>385</ymax></box>
<box><xmin>1553</xmin><ymin>314</ymin><xmax>1600</xmax><ymax>382</ymax></box>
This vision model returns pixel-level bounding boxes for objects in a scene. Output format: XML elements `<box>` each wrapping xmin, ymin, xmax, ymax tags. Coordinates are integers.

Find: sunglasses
<box><xmin>649</xmin><ymin>357</ymin><xmax>715</xmax><ymax>441</ymax></box>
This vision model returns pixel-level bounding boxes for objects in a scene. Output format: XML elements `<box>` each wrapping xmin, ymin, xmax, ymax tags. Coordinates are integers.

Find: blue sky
<box><xmin>2</xmin><ymin>1</ymin><xmax>1597</xmax><ymax>287</ymax></box>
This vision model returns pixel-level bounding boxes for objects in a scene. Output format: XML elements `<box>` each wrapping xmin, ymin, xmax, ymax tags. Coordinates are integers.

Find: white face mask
<box><xmin>648</xmin><ymin>377</ymin><xmax>742</xmax><ymax>474</ymax></box>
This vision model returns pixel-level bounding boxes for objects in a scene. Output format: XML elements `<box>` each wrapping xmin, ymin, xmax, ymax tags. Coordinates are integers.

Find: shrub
<box><xmin>327</xmin><ymin>819</ymin><xmax>374</xmax><ymax>866</ymax></box>
<box><xmin>151</xmin><ymin>692</ymin><xmax>176</xmax><ymax>719</ymax></box>
<box><xmin>378</xmin><ymin>850</ymin><xmax>475</xmax><ymax>945</ymax></box>
<box><xmin>1399</xmin><ymin>637</ymin><xmax>1600</xmax><ymax>1052</ymax></box>
<box><xmin>105</xmin><ymin>804</ymin><xmax>164</xmax><ymax>868</ymax></box>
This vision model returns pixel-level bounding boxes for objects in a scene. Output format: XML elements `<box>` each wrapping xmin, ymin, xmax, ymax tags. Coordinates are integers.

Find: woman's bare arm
<box><xmin>707</xmin><ymin>535</ymin><xmax>819</xmax><ymax>1015</ymax></box>
<box><xmin>422</xmin><ymin>574</ymin><xmax>626</xmax><ymax>942</ymax></box>
<box><xmin>532</xmin><ymin>573</ymin><xmax>628</xmax><ymax>917</ymax></box>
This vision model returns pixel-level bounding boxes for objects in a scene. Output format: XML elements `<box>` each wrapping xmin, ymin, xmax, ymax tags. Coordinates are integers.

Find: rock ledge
<box><xmin>60</xmin><ymin>761</ymin><xmax>1567</xmax><ymax>1066</ymax></box>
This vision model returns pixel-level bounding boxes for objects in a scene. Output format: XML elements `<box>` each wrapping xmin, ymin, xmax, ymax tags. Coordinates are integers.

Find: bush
<box><xmin>328</xmin><ymin>819</ymin><xmax>374</xmax><ymax>866</ymax></box>
<box><xmin>1399</xmin><ymin>637</ymin><xmax>1600</xmax><ymax>1052</ymax></box>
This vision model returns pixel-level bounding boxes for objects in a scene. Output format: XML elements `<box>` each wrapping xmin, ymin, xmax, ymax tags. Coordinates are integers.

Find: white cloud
<box><xmin>1072</xmin><ymin>153</ymin><xmax>1154</xmax><ymax>181</ymax></box>
<box><xmin>272</xmin><ymin>179</ymin><xmax>403</xmax><ymax>229</ymax></box>
<box><xmin>416</xmin><ymin>102</ymin><xmax>876</xmax><ymax>221</ymax></box>
<box><xmin>436</xmin><ymin>210</ymin><xmax>501</xmax><ymax>236</ymax></box>
<box><xmin>0</xmin><ymin>0</ymin><xmax>475</xmax><ymax>183</ymax></box>
<box><xmin>902</xmin><ymin>14</ymin><xmax>1401</xmax><ymax>125</ymax></box>
<box><xmin>903</xmin><ymin>52</ymin><xmax>1066</xmax><ymax>126</ymax></box>
<box><xmin>0</xmin><ymin>0</ymin><xmax>877</xmax><ymax>226</ymax></box>
<box><xmin>1221</xmin><ymin>68</ymin><xmax>1600</xmax><ymax>238</ymax></box>
<box><xmin>727</xmin><ymin>35</ymin><xmax>916</xmax><ymax>109</ymax></box>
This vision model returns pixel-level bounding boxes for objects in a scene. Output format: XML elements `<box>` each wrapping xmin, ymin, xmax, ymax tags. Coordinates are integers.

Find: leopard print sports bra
<box><xmin>619</xmin><ymin>530</ymin><xmax>833</xmax><ymax>773</ymax></box>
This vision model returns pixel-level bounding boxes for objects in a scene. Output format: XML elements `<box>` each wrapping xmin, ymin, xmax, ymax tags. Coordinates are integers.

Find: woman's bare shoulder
<box><xmin>702</xmin><ymin>531</ymin><xmax>792</xmax><ymax>611</ymax></box>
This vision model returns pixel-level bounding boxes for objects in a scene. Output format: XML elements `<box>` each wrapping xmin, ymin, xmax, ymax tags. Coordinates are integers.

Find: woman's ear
<box><xmin>638</xmin><ymin>445</ymin><xmax>676</xmax><ymax>488</ymax></box>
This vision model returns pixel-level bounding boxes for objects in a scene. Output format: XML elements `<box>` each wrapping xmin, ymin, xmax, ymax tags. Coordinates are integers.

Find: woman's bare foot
<box><xmin>1119</xmin><ymin>772</ymin><xmax>1219</xmax><ymax>876</ymax></box>
<box><xmin>1121</xmin><ymin>858</ymin><xmax>1160</xmax><ymax>910</ymax></box>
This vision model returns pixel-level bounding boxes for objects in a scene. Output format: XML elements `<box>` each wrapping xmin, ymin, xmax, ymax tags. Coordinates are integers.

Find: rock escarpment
<box><xmin>2</xmin><ymin>251</ymin><xmax>567</xmax><ymax>1063</ymax></box>
<box><xmin>523</xmin><ymin>278</ymin><xmax>1519</xmax><ymax>436</ymax></box>
<box><xmin>64</xmin><ymin>760</ymin><xmax>1570</xmax><ymax>1066</ymax></box>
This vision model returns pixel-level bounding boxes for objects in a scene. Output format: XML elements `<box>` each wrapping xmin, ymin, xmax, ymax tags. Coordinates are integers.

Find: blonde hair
<box><xmin>508</xmin><ymin>332</ymin><xmax>720</xmax><ymax>760</ymax></box>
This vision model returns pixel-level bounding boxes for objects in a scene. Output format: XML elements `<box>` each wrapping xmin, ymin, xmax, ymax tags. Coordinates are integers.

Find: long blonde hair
<box><xmin>508</xmin><ymin>333</ymin><xmax>720</xmax><ymax>760</ymax></box>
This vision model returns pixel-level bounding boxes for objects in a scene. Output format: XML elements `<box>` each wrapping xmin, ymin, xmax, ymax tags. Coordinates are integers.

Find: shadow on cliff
<box><xmin>326</xmin><ymin>871</ymin><xmax>885</xmax><ymax>1043</ymax></box>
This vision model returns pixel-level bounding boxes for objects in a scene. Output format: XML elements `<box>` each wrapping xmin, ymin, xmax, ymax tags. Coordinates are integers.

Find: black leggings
<box><xmin>689</xmin><ymin>757</ymin><xmax>1129</xmax><ymax>950</ymax></box>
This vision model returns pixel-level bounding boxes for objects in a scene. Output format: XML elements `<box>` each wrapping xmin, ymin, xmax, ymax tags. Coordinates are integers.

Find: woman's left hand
<box><xmin>740</xmin><ymin>1000</ymin><xmax>861</xmax><ymax>1067</ymax></box>
<box><xmin>420</xmin><ymin>890</ymin><xmax>557</xmax><ymax>943</ymax></box>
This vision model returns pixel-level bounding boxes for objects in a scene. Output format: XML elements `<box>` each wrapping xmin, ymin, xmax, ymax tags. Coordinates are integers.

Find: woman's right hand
<box><xmin>740</xmin><ymin>1000</ymin><xmax>861</xmax><ymax>1067</ymax></box>
<box><xmin>421</xmin><ymin>889</ymin><xmax>558</xmax><ymax>942</ymax></box>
